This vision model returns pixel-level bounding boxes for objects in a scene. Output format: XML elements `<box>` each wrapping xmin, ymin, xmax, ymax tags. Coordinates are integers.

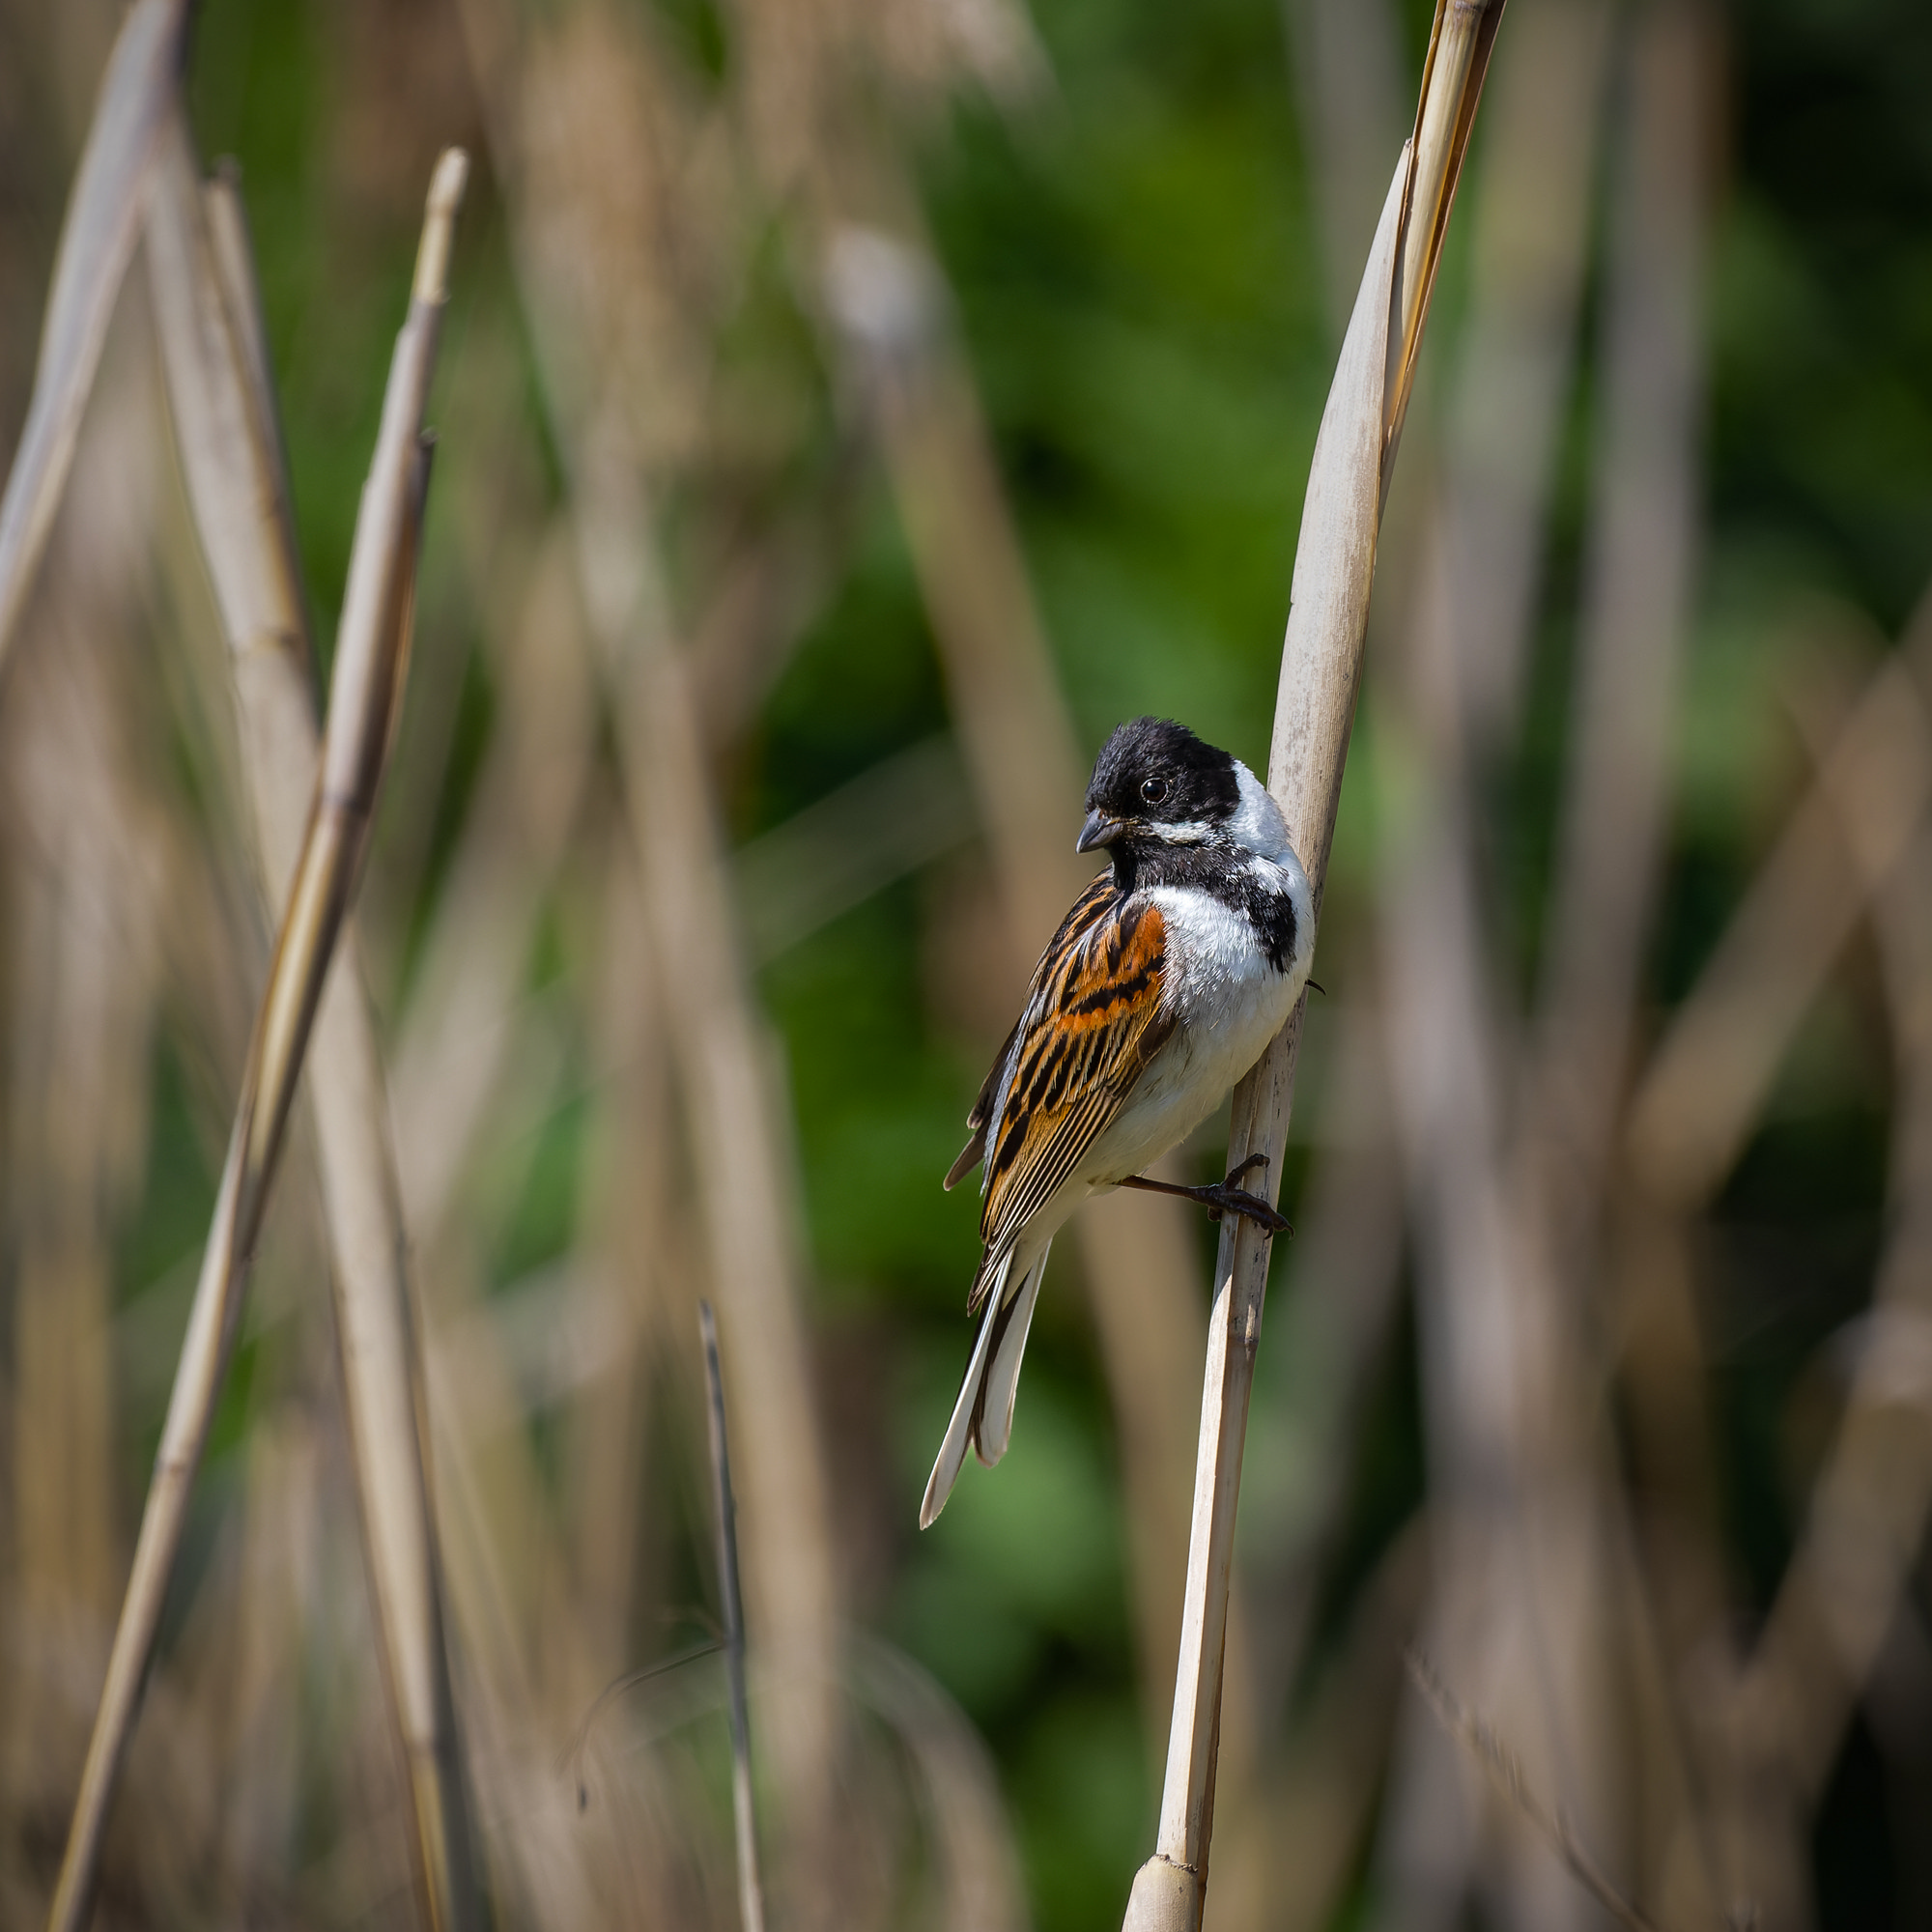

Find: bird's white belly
<box><xmin>1080</xmin><ymin>882</ymin><xmax>1304</xmax><ymax>1188</ymax></box>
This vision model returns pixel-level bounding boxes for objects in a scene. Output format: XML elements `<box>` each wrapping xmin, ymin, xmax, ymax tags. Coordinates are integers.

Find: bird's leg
<box><xmin>1117</xmin><ymin>1155</ymin><xmax>1292</xmax><ymax>1236</ymax></box>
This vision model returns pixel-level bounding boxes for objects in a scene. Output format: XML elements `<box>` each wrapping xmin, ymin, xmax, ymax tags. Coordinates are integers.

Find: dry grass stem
<box><xmin>46</xmin><ymin>142</ymin><xmax>471</xmax><ymax>1932</ymax></box>
<box><xmin>700</xmin><ymin>1303</ymin><xmax>766</xmax><ymax>1932</ymax></box>
<box><xmin>1628</xmin><ymin>613</ymin><xmax>1932</xmax><ymax>1210</ymax></box>
<box><xmin>3</xmin><ymin>353</ymin><xmax>169</xmax><ymax>1801</ymax></box>
<box><xmin>1369</xmin><ymin>14</ymin><xmax>1712</xmax><ymax>1923</ymax></box>
<box><xmin>1385</xmin><ymin>0</ymin><xmax>1508</xmax><ymax>469</ymax></box>
<box><xmin>1282</xmin><ymin>0</ymin><xmax>1407</xmax><ymax>344</ymax></box>
<box><xmin>149</xmin><ymin>125</ymin><xmax>481</xmax><ymax>1932</ymax></box>
<box><xmin>454</xmin><ymin>5</ymin><xmax>847</xmax><ymax>1869</ymax></box>
<box><xmin>0</xmin><ymin>0</ymin><xmax>189</xmax><ymax>671</ymax></box>
<box><xmin>1405</xmin><ymin>1651</ymin><xmax>1668</xmax><ymax>1932</ymax></box>
<box><xmin>841</xmin><ymin>1635</ymin><xmax>1029</xmax><ymax>1932</ymax></box>
<box><xmin>1123</xmin><ymin>11</ymin><xmax>1505</xmax><ymax>1925</ymax></box>
<box><xmin>1430</xmin><ymin>0</ymin><xmax>1616</xmax><ymax>747</ymax></box>
<box><xmin>1528</xmin><ymin>0</ymin><xmax>1702</xmax><ymax>1248</ymax></box>
<box><xmin>1706</xmin><ymin>795</ymin><xmax>1932</xmax><ymax>1898</ymax></box>
<box><xmin>389</xmin><ymin>519</ymin><xmax>597</xmax><ymax>1243</ymax></box>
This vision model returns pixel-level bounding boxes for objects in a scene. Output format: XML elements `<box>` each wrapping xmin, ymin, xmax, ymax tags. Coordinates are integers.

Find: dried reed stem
<box><xmin>146</xmin><ymin>124</ymin><xmax>481</xmax><ymax>1932</ymax></box>
<box><xmin>5</xmin><ymin>370</ymin><xmax>167</xmax><ymax>1670</ymax></box>
<box><xmin>700</xmin><ymin>1303</ymin><xmax>766</xmax><ymax>1932</ymax></box>
<box><xmin>458</xmin><ymin>5</ymin><xmax>845</xmax><ymax>1852</ymax></box>
<box><xmin>1711</xmin><ymin>714</ymin><xmax>1932</xmax><ymax>1888</ymax></box>
<box><xmin>1628</xmin><ymin>614</ymin><xmax>1932</xmax><ymax>1210</ymax></box>
<box><xmin>1405</xmin><ymin>1651</ymin><xmax>1667</xmax><ymax>1932</ymax></box>
<box><xmin>1122</xmin><ymin>7</ymin><xmax>1504</xmax><ymax>1925</ymax></box>
<box><xmin>0</xmin><ymin>0</ymin><xmax>188</xmax><ymax>672</ymax></box>
<box><xmin>1371</xmin><ymin>14</ymin><xmax>1708</xmax><ymax>1921</ymax></box>
<box><xmin>45</xmin><ymin>141</ymin><xmax>469</xmax><ymax>1932</ymax></box>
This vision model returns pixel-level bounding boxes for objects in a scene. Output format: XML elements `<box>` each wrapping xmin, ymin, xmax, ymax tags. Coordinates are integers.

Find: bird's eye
<box><xmin>1140</xmin><ymin>776</ymin><xmax>1169</xmax><ymax>806</ymax></box>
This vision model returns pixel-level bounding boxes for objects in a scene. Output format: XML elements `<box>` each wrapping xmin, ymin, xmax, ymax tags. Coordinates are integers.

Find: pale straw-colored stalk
<box><xmin>45</xmin><ymin>141</ymin><xmax>471</xmax><ymax>1932</ymax></box>
<box><xmin>1719</xmin><ymin>791</ymin><xmax>1932</xmax><ymax>1883</ymax></box>
<box><xmin>1627</xmin><ymin>603</ymin><xmax>1932</xmax><ymax>1210</ymax></box>
<box><xmin>1122</xmin><ymin>6</ymin><xmax>1505</xmax><ymax>1924</ymax></box>
<box><xmin>0</xmin><ymin>0</ymin><xmax>189</xmax><ymax>672</ymax></box>
<box><xmin>1404</xmin><ymin>1653</ymin><xmax>1665</xmax><ymax>1932</ymax></box>
<box><xmin>4</xmin><ymin>348</ymin><xmax>168</xmax><ymax>1738</ymax></box>
<box><xmin>145</xmin><ymin>128</ymin><xmax>481</xmax><ymax>1932</ymax></box>
<box><xmin>454</xmin><ymin>4</ymin><xmax>844</xmax><ymax>1868</ymax></box>
<box><xmin>1613</xmin><ymin>594</ymin><xmax>1932</xmax><ymax>1924</ymax></box>
<box><xmin>1370</xmin><ymin>10</ymin><xmax>1711</xmax><ymax>1923</ymax></box>
<box><xmin>700</xmin><ymin>1302</ymin><xmax>766</xmax><ymax>1932</ymax></box>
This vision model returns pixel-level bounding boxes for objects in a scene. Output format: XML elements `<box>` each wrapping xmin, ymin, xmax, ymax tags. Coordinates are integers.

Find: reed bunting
<box><xmin>923</xmin><ymin>718</ymin><xmax>1315</xmax><ymax>1527</ymax></box>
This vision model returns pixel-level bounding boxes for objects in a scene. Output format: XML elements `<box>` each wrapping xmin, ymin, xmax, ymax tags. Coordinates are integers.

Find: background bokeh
<box><xmin>3</xmin><ymin>0</ymin><xmax>1931</xmax><ymax>1927</ymax></box>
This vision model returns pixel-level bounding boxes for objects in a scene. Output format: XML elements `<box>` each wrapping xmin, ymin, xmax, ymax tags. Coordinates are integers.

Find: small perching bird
<box><xmin>923</xmin><ymin>718</ymin><xmax>1316</xmax><ymax>1527</ymax></box>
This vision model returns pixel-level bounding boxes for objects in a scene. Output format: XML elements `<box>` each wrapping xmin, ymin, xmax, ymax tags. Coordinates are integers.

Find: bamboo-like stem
<box><xmin>145</xmin><ymin>127</ymin><xmax>481</xmax><ymax>1932</ymax></box>
<box><xmin>1122</xmin><ymin>7</ymin><xmax>1505</xmax><ymax>1925</ymax></box>
<box><xmin>45</xmin><ymin>142</ymin><xmax>469</xmax><ymax>1932</ymax></box>
<box><xmin>0</xmin><ymin>0</ymin><xmax>189</xmax><ymax>673</ymax></box>
<box><xmin>700</xmin><ymin>1302</ymin><xmax>766</xmax><ymax>1932</ymax></box>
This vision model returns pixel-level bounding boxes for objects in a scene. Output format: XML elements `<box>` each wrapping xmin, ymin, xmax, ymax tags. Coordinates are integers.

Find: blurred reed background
<box><xmin>0</xmin><ymin>0</ymin><xmax>1929</xmax><ymax>1928</ymax></box>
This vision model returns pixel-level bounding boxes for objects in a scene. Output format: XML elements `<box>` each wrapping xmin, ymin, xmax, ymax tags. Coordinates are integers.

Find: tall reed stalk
<box><xmin>44</xmin><ymin>144</ymin><xmax>471</xmax><ymax>1932</ymax></box>
<box><xmin>1122</xmin><ymin>6</ymin><xmax>1505</xmax><ymax>1924</ymax></box>
<box><xmin>144</xmin><ymin>120</ymin><xmax>481</xmax><ymax>1932</ymax></box>
<box><xmin>0</xmin><ymin>0</ymin><xmax>187</xmax><ymax>671</ymax></box>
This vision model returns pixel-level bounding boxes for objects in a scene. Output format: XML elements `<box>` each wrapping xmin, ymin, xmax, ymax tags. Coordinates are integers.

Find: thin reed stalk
<box><xmin>146</xmin><ymin>125</ymin><xmax>481</xmax><ymax>1932</ymax></box>
<box><xmin>1628</xmin><ymin>598</ymin><xmax>1932</xmax><ymax>1210</ymax></box>
<box><xmin>4</xmin><ymin>353</ymin><xmax>168</xmax><ymax>1720</ymax></box>
<box><xmin>1405</xmin><ymin>1652</ymin><xmax>1667</xmax><ymax>1932</ymax></box>
<box><xmin>0</xmin><ymin>0</ymin><xmax>188</xmax><ymax>672</ymax></box>
<box><xmin>45</xmin><ymin>144</ymin><xmax>469</xmax><ymax>1932</ymax></box>
<box><xmin>455</xmin><ymin>6</ymin><xmax>846</xmax><ymax>1873</ymax></box>
<box><xmin>1660</xmin><ymin>661</ymin><xmax>1932</xmax><ymax>1923</ymax></box>
<box><xmin>700</xmin><ymin>1302</ymin><xmax>766</xmax><ymax>1932</ymax></box>
<box><xmin>1369</xmin><ymin>11</ymin><xmax>1711</xmax><ymax>1922</ymax></box>
<box><xmin>389</xmin><ymin>518</ymin><xmax>597</xmax><ymax>1244</ymax></box>
<box><xmin>1122</xmin><ymin>9</ymin><xmax>1504</xmax><ymax>1926</ymax></box>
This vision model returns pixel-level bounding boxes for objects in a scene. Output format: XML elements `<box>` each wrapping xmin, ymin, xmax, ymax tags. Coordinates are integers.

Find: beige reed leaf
<box><xmin>0</xmin><ymin>0</ymin><xmax>190</xmax><ymax>672</ymax></box>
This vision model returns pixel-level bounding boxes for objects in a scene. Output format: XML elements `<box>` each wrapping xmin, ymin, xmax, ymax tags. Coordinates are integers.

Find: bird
<box><xmin>922</xmin><ymin>716</ymin><xmax>1316</xmax><ymax>1528</ymax></box>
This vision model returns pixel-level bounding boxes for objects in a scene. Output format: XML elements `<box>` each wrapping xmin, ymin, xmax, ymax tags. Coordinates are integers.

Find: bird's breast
<box><xmin>1080</xmin><ymin>880</ymin><xmax>1306</xmax><ymax>1185</ymax></box>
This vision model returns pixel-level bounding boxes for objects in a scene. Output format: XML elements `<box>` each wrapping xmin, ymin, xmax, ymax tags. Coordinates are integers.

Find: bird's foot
<box><xmin>1117</xmin><ymin>1155</ymin><xmax>1292</xmax><ymax>1236</ymax></box>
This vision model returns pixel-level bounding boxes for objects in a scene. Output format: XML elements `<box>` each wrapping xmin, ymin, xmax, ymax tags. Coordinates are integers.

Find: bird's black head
<box><xmin>1078</xmin><ymin>717</ymin><xmax>1240</xmax><ymax>858</ymax></box>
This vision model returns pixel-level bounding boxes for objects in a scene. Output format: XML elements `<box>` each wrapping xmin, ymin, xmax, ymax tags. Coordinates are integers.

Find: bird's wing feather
<box><xmin>973</xmin><ymin>889</ymin><xmax>1173</xmax><ymax>1297</ymax></box>
<box><xmin>944</xmin><ymin>871</ymin><xmax>1120</xmax><ymax>1191</ymax></box>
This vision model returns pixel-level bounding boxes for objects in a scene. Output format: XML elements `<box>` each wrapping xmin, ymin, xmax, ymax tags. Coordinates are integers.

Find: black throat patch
<box><xmin>1108</xmin><ymin>840</ymin><xmax>1298</xmax><ymax>974</ymax></box>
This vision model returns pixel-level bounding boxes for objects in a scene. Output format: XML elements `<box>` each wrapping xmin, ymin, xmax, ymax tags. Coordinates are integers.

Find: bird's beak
<box><xmin>1076</xmin><ymin>809</ymin><xmax>1126</xmax><ymax>855</ymax></box>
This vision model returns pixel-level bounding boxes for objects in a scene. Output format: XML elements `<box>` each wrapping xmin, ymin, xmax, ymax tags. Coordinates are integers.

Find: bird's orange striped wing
<box><xmin>973</xmin><ymin>890</ymin><xmax>1173</xmax><ymax>1303</ymax></box>
<box><xmin>945</xmin><ymin>871</ymin><xmax>1118</xmax><ymax>1191</ymax></box>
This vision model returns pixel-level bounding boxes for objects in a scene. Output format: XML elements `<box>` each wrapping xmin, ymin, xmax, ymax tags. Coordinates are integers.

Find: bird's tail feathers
<box><xmin>920</xmin><ymin>1240</ymin><xmax>1051</xmax><ymax>1528</ymax></box>
<box><xmin>972</xmin><ymin>1239</ymin><xmax>1049</xmax><ymax>1467</ymax></box>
